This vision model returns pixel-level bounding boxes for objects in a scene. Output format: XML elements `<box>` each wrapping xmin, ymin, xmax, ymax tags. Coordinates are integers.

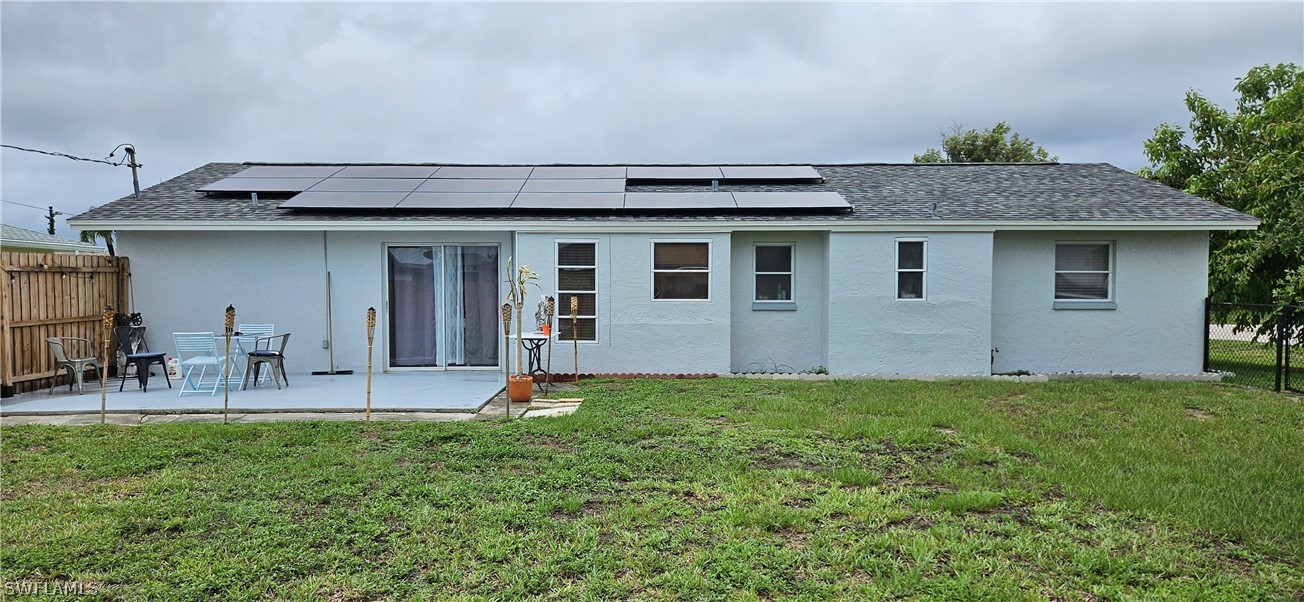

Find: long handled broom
<box><xmin>313</xmin><ymin>271</ymin><xmax>353</xmax><ymax>375</ymax></box>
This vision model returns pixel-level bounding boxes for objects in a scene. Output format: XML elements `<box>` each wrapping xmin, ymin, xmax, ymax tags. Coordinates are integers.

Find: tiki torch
<box><xmin>224</xmin><ymin>304</ymin><xmax>235</xmax><ymax>424</ymax></box>
<box><xmin>544</xmin><ymin>295</ymin><xmax>555</xmax><ymax>394</ymax></box>
<box><xmin>570</xmin><ymin>295</ymin><xmax>579</xmax><ymax>384</ymax></box>
<box><xmin>100</xmin><ymin>305</ymin><xmax>113</xmax><ymax>425</ymax></box>
<box><xmin>365</xmin><ymin>307</ymin><xmax>376</xmax><ymax>422</ymax></box>
<box><xmin>501</xmin><ymin>302</ymin><xmax>512</xmax><ymax>420</ymax></box>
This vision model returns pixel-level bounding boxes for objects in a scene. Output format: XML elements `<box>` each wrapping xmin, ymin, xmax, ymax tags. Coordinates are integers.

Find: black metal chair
<box><xmin>114</xmin><ymin>326</ymin><xmax>171</xmax><ymax>392</ymax></box>
<box><xmin>242</xmin><ymin>333</ymin><xmax>290</xmax><ymax>390</ymax></box>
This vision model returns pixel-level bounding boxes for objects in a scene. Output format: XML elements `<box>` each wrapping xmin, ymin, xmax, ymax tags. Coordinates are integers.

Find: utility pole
<box><xmin>124</xmin><ymin>146</ymin><xmax>141</xmax><ymax>199</ymax></box>
<box><xmin>45</xmin><ymin>206</ymin><xmax>62</xmax><ymax>235</ymax></box>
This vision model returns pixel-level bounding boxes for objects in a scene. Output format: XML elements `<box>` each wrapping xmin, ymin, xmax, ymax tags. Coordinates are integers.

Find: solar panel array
<box><xmin>200</xmin><ymin>165</ymin><xmax>846</xmax><ymax>211</ymax></box>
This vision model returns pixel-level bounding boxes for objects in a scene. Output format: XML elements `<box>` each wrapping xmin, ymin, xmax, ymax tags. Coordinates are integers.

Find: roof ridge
<box><xmin>228</xmin><ymin>161</ymin><xmax>1094</xmax><ymax>168</ymax></box>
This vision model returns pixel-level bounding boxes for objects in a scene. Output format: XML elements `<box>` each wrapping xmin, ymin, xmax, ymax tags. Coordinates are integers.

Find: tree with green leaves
<box><xmin>913</xmin><ymin>121</ymin><xmax>1057</xmax><ymax>163</ymax></box>
<box><xmin>78</xmin><ymin>230</ymin><xmax>115</xmax><ymax>256</ymax></box>
<box><xmin>1138</xmin><ymin>63</ymin><xmax>1302</xmax><ymax>307</ymax></box>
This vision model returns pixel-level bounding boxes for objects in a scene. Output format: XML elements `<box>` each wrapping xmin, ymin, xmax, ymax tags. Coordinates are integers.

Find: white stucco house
<box><xmin>69</xmin><ymin>162</ymin><xmax>1256</xmax><ymax>377</ymax></box>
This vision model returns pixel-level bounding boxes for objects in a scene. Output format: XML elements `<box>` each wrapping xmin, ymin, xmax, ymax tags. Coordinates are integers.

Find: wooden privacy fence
<box><xmin>1</xmin><ymin>252</ymin><xmax>130</xmax><ymax>397</ymax></box>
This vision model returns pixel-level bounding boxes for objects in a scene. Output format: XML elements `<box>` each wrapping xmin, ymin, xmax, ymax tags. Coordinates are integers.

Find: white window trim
<box><xmin>1053</xmin><ymin>241</ymin><xmax>1115</xmax><ymax>304</ymax></box>
<box><xmin>651</xmin><ymin>239</ymin><xmax>712</xmax><ymax>302</ymax></box>
<box><xmin>555</xmin><ymin>239</ymin><xmax>599</xmax><ymax>343</ymax></box>
<box><xmin>753</xmin><ymin>243</ymin><xmax>796</xmax><ymax>303</ymax></box>
<box><xmin>895</xmin><ymin>238</ymin><xmax>927</xmax><ymax>302</ymax></box>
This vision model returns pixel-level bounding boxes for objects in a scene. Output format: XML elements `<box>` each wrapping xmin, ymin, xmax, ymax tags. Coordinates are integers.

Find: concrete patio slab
<box><xmin>0</xmin><ymin>371</ymin><xmax>505</xmax><ymax>415</ymax></box>
<box><xmin>0</xmin><ymin>381</ymin><xmax>582</xmax><ymax>426</ymax></box>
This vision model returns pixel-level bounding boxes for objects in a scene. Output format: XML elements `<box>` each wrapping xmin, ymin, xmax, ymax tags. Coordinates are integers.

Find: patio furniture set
<box><xmin>45</xmin><ymin>323</ymin><xmax>290</xmax><ymax>397</ymax></box>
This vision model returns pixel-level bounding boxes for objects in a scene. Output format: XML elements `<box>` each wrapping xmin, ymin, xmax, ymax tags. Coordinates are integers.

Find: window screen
<box><xmin>1054</xmin><ymin>243</ymin><xmax>1112</xmax><ymax>300</ymax></box>
<box><xmin>653</xmin><ymin>242</ymin><xmax>709</xmax><ymax>300</ymax></box>
<box><xmin>896</xmin><ymin>240</ymin><xmax>926</xmax><ymax>300</ymax></box>
<box><xmin>557</xmin><ymin>242</ymin><xmax>597</xmax><ymax>340</ymax></box>
<box><xmin>755</xmin><ymin>245</ymin><xmax>793</xmax><ymax>302</ymax></box>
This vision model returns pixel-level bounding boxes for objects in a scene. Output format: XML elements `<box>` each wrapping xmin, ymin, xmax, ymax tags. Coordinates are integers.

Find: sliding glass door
<box><xmin>387</xmin><ymin>245</ymin><xmax>499</xmax><ymax>369</ymax></box>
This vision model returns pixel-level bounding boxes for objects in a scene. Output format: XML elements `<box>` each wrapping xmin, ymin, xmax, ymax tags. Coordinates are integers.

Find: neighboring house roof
<box><xmin>69</xmin><ymin>162</ymin><xmax>1258</xmax><ymax>231</ymax></box>
<box><xmin>0</xmin><ymin>224</ymin><xmax>105</xmax><ymax>253</ymax></box>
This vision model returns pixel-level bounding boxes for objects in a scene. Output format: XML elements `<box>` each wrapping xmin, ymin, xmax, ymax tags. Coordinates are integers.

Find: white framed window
<box><xmin>1054</xmin><ymin>242</ymin><xmax>1113</xmax><ymax>301</ymax></box>
<box><xmin>895</xmin><ymin>238</ymin><xmax>927</xmax><ymax>301</ymax></box>
<box><xmin>652</xmin><ymin>241</ymin><xmax>710</xmax><ymax>300</ymax></box>
<box><xmin>754</xmin><ymin>244</ymin><xmax>794</xmax><ymax>302</ymax></box>
<box><xmin>556</xmin><ymin>241</ymin><xmax>597</xmax><ymax>341</ymax></box>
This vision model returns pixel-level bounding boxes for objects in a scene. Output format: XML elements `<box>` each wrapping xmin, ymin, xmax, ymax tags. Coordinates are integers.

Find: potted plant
<box><xmin>504</xmin><ymin>259</ymin><xmax>540</xmax><ymax>403</ymax></box>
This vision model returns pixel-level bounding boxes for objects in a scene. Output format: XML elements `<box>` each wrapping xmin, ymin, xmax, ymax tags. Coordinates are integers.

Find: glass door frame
<box><xmin>382</xmin><ymin>242</ymin><xmax>502</xmax><ymax>372</ymax></box>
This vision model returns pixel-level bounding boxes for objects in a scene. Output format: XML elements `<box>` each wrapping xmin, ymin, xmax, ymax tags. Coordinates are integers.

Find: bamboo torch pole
<box><xmin>100</xmin><ymin>305</ymin><xmax>113</xmax><ymax>425</ymax></box>
<box><xmin>365</xmin><ymin>307</ymin><xmax>376</xmax><ymax>422</ymax></box>
<box><xmin>501</xmin><ymin>302</ymin><xmax>513</xmax><ymax>421</ymax></box>
<box><xmin>544</xmin><ymin>296</ymin><xmax>554</xmax><ymax>395</ymax></box>
<box><xmin>570</xmin><ymin>296</ymin><xmax>579</xmax><ymax>384</ymax></box>
<box><xmin>224</xmin><ymin>305</ymin><xmax>235</xmax><ymax>424</ymax></box>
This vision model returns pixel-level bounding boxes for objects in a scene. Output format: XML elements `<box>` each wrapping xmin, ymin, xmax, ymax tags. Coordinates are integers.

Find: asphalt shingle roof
<box><xmin>1</xmin><ymin>224</ymin><xmax>104</xmax><ymax>251</ymax></box>
<box><xmin>71</xmin><ymin>162</ymin><xmax>1256</xmax><ymax>226</ymax></box>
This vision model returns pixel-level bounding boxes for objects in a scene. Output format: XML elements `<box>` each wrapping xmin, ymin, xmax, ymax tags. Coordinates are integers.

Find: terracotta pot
<box><xmin>507</xmin><ymin>374</ymin><xmax>534</xmax><ymax>402</ymax></box>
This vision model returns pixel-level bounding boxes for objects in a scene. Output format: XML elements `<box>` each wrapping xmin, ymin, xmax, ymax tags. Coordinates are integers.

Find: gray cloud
<box><xmin>2</xmin><ymin>1</ymin><xmax>1300</xmax><ymax>235</ymax></box>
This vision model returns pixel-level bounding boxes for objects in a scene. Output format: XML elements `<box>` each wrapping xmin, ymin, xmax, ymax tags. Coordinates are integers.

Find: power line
<box><xmin>1</xmin><ymin>143</ymin><xmax>128</xmax><ymax>166</ymax></box>
<box><xmin>1</xmin><ymin>199</ymin><xmax>49</xmax><ymax>211</ymax></box>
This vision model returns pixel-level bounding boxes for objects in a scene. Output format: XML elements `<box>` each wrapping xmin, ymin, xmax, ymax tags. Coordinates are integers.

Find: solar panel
<box><xmin>333</xmin><ymin>166</ymin><xmax>438</xmax><ymax>178</ymax></box>
<box><xmin>414</xmin><ymin>179</ymin><xmax>526</xmax><ymax>193</ymax></box>
<box><xmin>279</xmin><ymin>191</ymin><xmax>409</xmax><ymax>209</ymax></box>
<box><xmin>511</xmin><ymin>193</ymin><xmax>626</xmax><ymax>210</ymax></box>
<box><xmin>396</xmin><ymin>193</ymin><xmax>517</xmax><ymax>209</ymax></box>
<box><xmin>198</xmin><ymin>177</ymin><xmax>324</xmax><ymax>192</ymax></box>
<box><xmin>528</xmin><ymin>166</ymin><xmax>627</xmax><ymax>179</ymax></box>
<box><xmin>229</xmin><ymin>166</ymin><xmax>344</xmax><ymax>178</ymax></box>
<box><xmin>429</xmin><ymin>166</ymin><xmax>535</xmax><ymax>179</ymax></box>
<box><xmin>719</xmin><ymin>166</ymin><xmax>822</xmax><ymax>180</ymax></box>
<box><xmin>732</xmin><ymin>192</ymin><xmax>849</xmax><ymax>209</ymax></box>
<box><xmin>624</xmin><ymin>192</ymin><xmax>737</xmax><ymax>210</ymax></box>
<box><xmin>625</xmin><ymin>166</ymin><xmax>724</xmax><ymax>180</ymax></box>
<box><xmin>306</xmin><ymin>178</ymin><xmax>423</xmax><ymax>193</ymax></box>
<box><xmin>520</xmin><ymin>178</ymin><xmax>625</xmax><ymax>193</ymax></box>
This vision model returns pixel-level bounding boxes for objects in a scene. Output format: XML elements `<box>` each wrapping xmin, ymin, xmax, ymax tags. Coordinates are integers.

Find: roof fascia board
<box><xmin>70</xmin><ymin>218</ymin><xmax>1259</xmax><ymax>232</ymax></box>
<box><xmin>0</xmin><ymin>241</ymin><xmax>104</xmax><ymax>252</ymax></box>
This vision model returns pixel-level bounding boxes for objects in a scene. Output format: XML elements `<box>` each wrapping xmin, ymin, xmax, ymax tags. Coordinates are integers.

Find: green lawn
<box><xmin>2</xmin><ymin>379</ymin><xmax>1301</xmax><ymax>600</ymax></box>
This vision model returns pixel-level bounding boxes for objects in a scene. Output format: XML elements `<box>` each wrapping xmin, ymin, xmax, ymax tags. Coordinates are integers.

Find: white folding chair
<box><xmin>174</xmin><ymin>332</ymin><xmax>224</xmax><ymax>397</ymax></box>
<box><xmin>238</xmin><ymin>324</ymin><xmax>274</xmax><ymax>385</ymax></box>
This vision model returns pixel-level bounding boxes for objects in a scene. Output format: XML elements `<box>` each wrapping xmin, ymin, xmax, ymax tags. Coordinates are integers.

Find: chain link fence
<box><xmin>1206</xmin><ymin>300</ymin><xmax>1302</xmax><ymax>392</ymax></box>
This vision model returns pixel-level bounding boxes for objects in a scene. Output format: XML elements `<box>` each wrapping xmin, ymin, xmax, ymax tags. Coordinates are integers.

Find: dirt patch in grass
<box><xmin>777</xmin><ymin>527</ymin><xmax>812</xmax><ymax>550</ymax></box>
<box><xmin>990</xmin><ymin>392</ymin><xmax>1032</xmax><ymax>417</ymax></box>
<box><xmin>672</xmin><ymin>490</ymin><xmax>724</xmax><ymax>509</ymax></box>
<box><xmin>757</xmin><ymin>450</ymin><xmax>822</xmax><ymax>471</ymax></box>
<box><xmin>1184</xmin><ymin>407</ymin><xmax>1213</xmax><ymax>420</ymax></box>
<box><xmin>887</xmin><ymin>515</ymin><xmax>936</xmax><ymax>531</ymax></box>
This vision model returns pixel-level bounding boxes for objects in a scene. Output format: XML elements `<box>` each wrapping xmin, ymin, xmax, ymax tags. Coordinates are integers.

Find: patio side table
<box><xmin>511</xmin><ymin>333</ymin><xmax>550</xmax><ymax>391</ymax></box>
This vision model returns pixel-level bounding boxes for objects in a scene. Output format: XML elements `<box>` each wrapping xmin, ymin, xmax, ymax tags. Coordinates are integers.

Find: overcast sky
<box><xmin>2</xmin><ymin>1</ymin><xmax>1300</xmax><ymax>236</ymax></box>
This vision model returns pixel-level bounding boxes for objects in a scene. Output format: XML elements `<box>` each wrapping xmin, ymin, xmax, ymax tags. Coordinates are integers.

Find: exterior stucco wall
<box><xmin>116</xmin><ymin>230</ymin><xmax>332</xmax><ymax>372</ymax></box>
<box><xmin>827</xmin><ymin>232</ymin><xmax>994</xmax><ymax>375</ymax></box>
<box><xmin>990</xmin><ymin>231</ymin><xmax>1209</xmax><ymax>374</ymax></box>
<box><xmin>516</xmin><ymin>231</ymin><xmax>732</xmax><ymax>374</ymax></box>
<box><xmin>729</xmin><ymin>231</ymin><xmax>828</xmax><ymax>373</ymax></box>
<box><xmin>117</xmin><ymin>230</ymin><xmax>513</xmax><ymax>374</ymax></box>
<box><xmin>323</xmin><ymin>231</ymin><xmax>512</xmax><ymax>372</ymax></box>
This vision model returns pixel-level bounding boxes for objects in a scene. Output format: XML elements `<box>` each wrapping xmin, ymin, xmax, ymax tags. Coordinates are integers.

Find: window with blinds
<box><xmin>896</xmin><ymin>239</ymin><xmax>927</xmax><ymax>301</ymax></box>
<box><xmin>1054</xmin><ymin>242</ymin><xmax>1113</xmax><ymax>300</ymax></box>
<box><xmin>557</xmin><ymin>241</ymin><xmax>597</xmax><ymax>341</ymax></box>
<box><xmin>653</xmin><ymin>242</ymin><xmax>710</xmax><ymax>300</ymax></box>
